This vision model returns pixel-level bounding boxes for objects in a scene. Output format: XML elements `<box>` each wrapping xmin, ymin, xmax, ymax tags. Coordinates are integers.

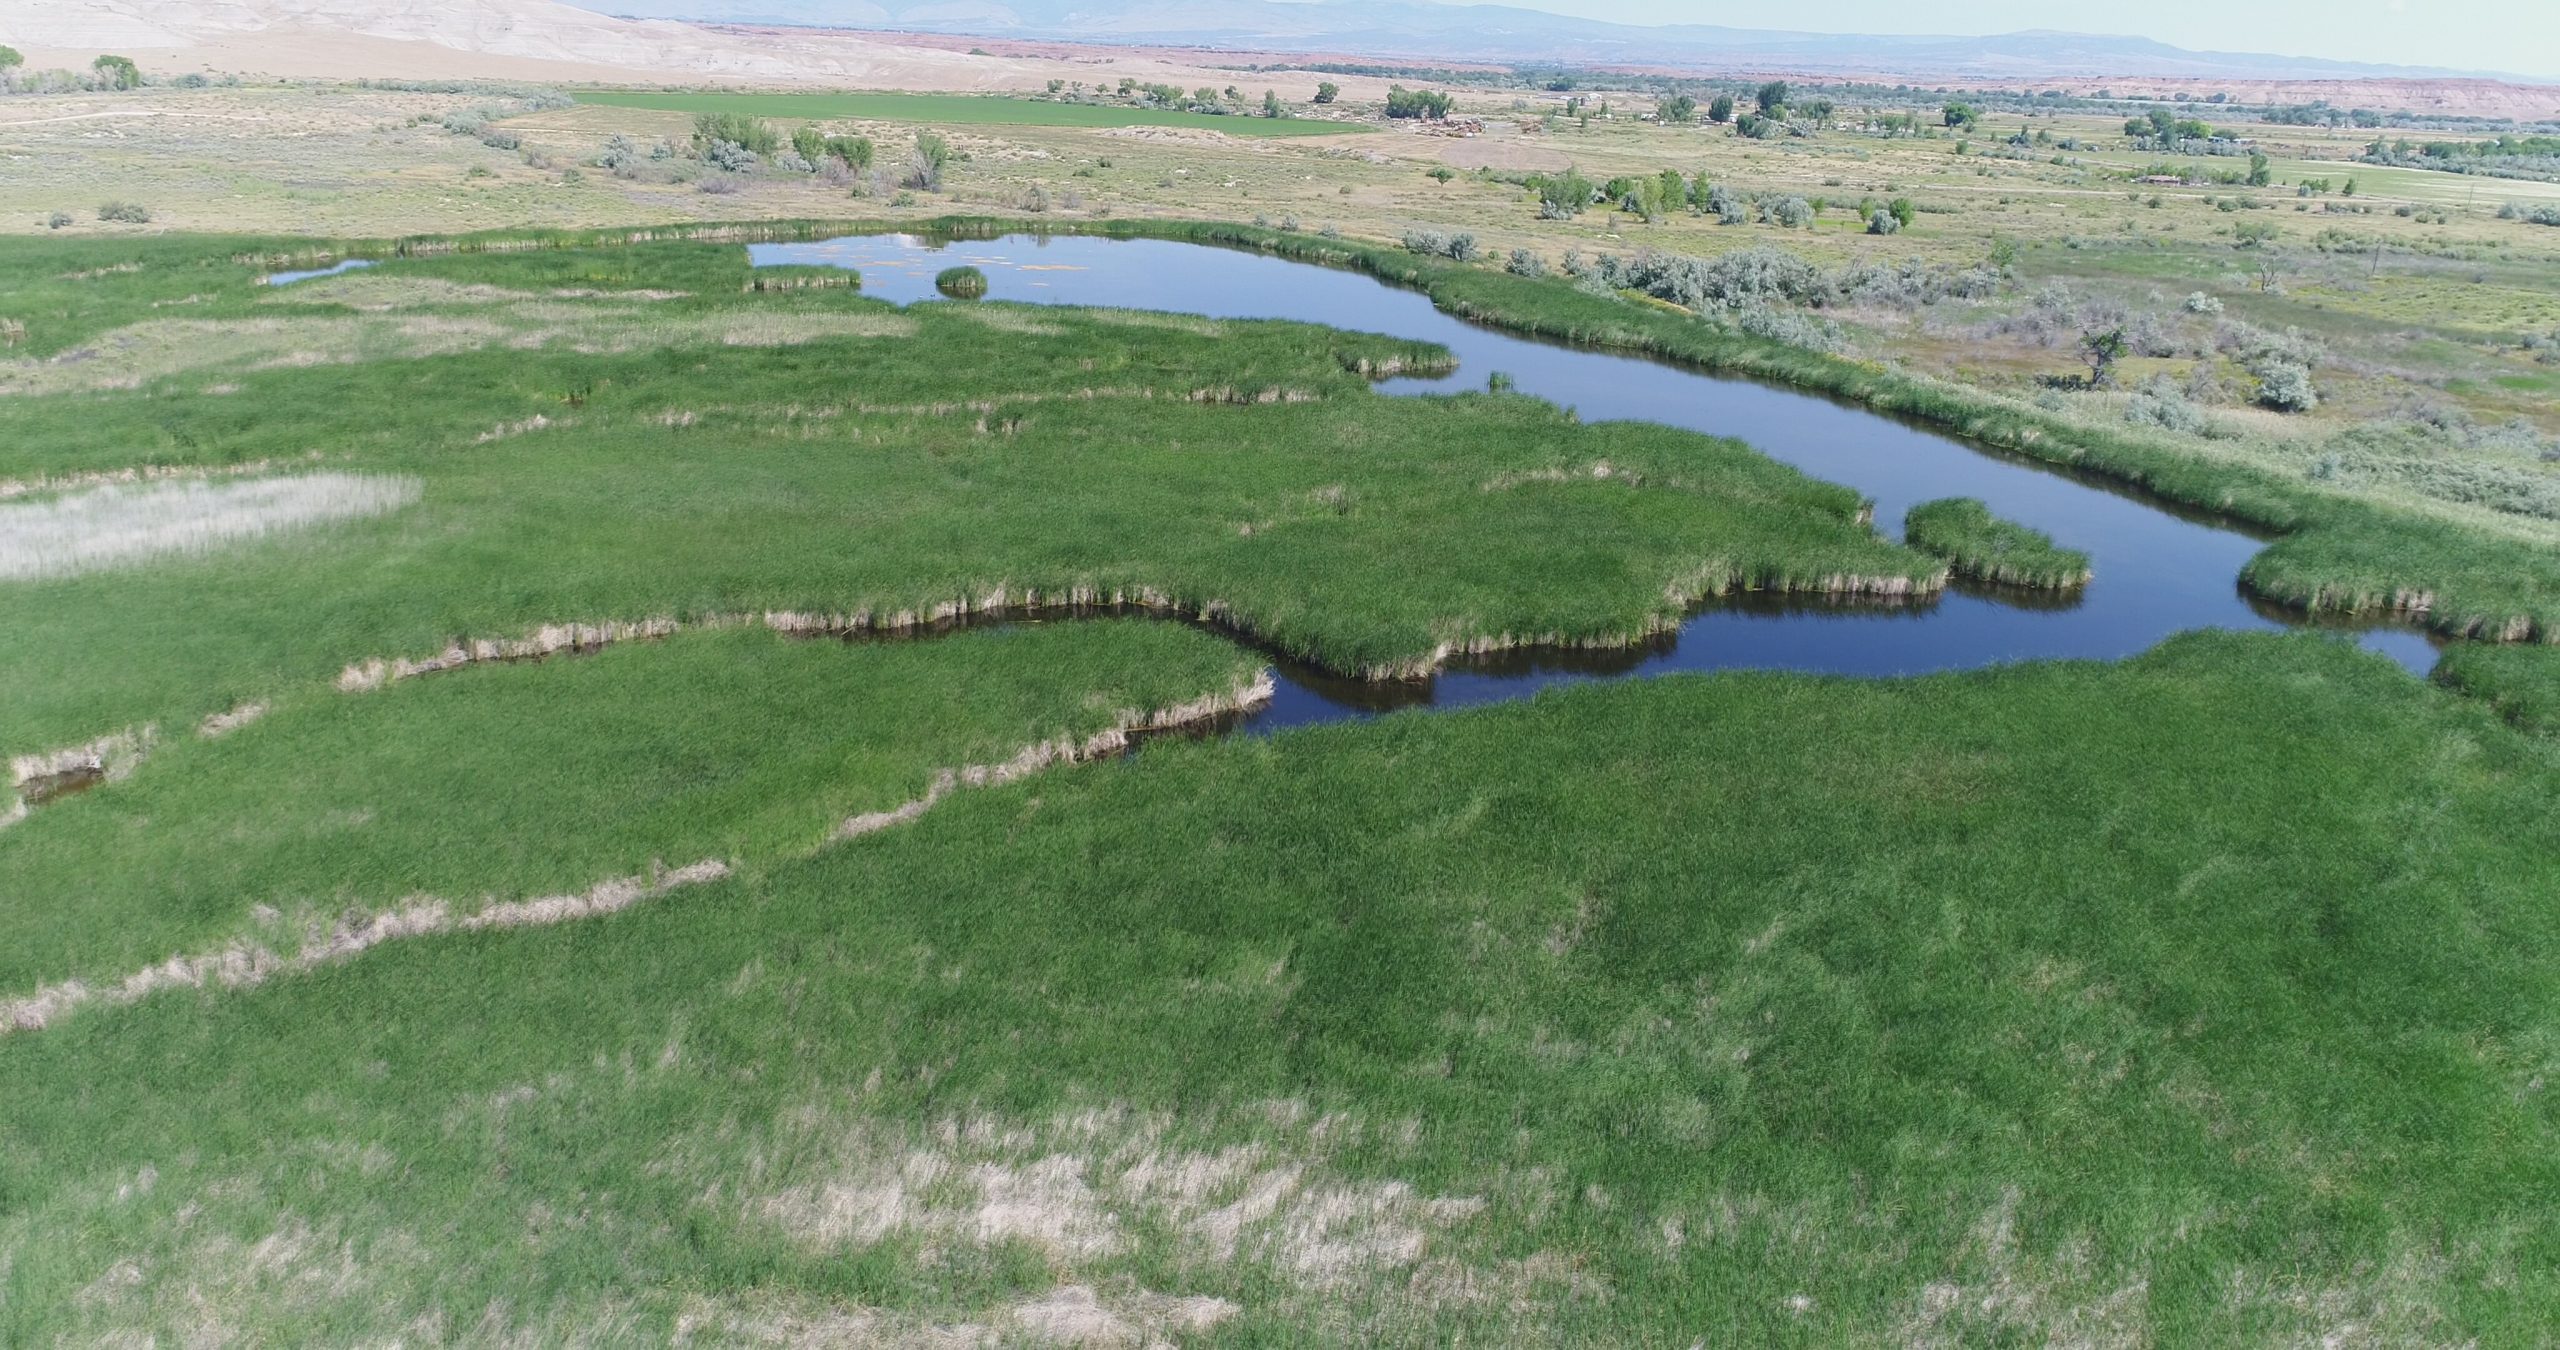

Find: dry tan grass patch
<box><xmin>735</xmin><ymin>1098</ymin><xmax>1503</xmax><ymax>1328</ymax></box>
<box><xmin>714</xmin><ymin>311</ymin><xmax>920</xmax><ymax>346</ymax></box>
<box><xmin>670</xmin><ymin>1284</ymin><xmax>1236</xmax><ymax>1347</ymax></box>
<box><xmin>0</xmin><ymin>473</ymin><xmax>420</xmax><ymax>582</ymax></box>
<box><xmin>1897</xmin><ymin>1187</ymin><xmax>2152</xmax><ymax>1349</ymax></box>
<box><xmin>3</xmin><ymin>301</ymin><xmax>914</xmax><ymax>395</ymax></box>
<box><xmin>1</xmin><ymin>860</ymin><xmax>729</xmax><ymax>1035</ymax></box>
<box><xmin>948</xmin><ymin>305</ymin><xmax>1066</xmax><ymax>337</ymax></box>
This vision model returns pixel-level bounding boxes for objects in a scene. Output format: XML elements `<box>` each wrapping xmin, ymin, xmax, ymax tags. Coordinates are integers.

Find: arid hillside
<box><xmin>0</xmin><ymin>0</ymin><xmax>1359</xmax><ymax>92</ymax></box>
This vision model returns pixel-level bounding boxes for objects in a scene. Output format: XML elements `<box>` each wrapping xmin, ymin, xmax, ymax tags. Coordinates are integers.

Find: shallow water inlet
<box><xmin>262</xmin><ymin>258</ymin><xmax>377</xmax><ymax>286</ymax></box>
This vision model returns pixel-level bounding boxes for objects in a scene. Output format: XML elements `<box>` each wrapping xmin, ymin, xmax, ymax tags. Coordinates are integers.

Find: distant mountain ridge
<box><xmin>575</xmin><ymin>0</ymin><xmax>2556</xmax><ymax>84</ymax></box>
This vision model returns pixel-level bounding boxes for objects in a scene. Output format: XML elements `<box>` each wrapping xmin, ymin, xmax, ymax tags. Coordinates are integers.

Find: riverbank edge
<box><xmin>215</xmin><ymin>214</ymin><xmax>2553</xmax><ymax>647</ymax></box>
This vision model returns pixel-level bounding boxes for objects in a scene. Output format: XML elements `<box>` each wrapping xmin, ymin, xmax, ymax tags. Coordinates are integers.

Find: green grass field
<box><xmin>5</xmin><ymin>632</ymin><xmax>2554</xmax><ymax>1343</ymax></box>
<box><xmin>0</xmin><ymin>622</ymin><xmax>1266</xmax><ymax>1006</ymax></box>
<box><xmin>575</xmin><ymin>89</ymin><xmax>1364</xmax><ymax>139</ymax></box>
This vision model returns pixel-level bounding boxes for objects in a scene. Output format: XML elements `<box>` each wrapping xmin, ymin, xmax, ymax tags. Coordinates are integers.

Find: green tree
<box><xmin>1262</xmin><ymin>89</ymin><xmax>1281</xmax><ymax>118</ymax></box>
<box><xmin>1754</xmin><ymin>80</ymin><xmax>1788</xmax><ymax>114</ymax></box>
<box><xmin>825</xmin><ymin>134</ymin><xmax>874</xmax><ymax>170</ymax></box>
<box><xmin>0</xmin><ymin>45</ymin><xmax>22</xmax><ymax>71</ymax></box>
<box><xmin>1888</xmin><ymin>196</ymin><xmax>1916</xmax><ymax>228</ymax></box>
<box><xmin>1659</xmin><ymin>94</ymin><xmax>1697</xmax><ymax>124</ymax></box>
<box><xmin>2246</xmin><ymin>151</ymin><xmax>2273</xmax><ymax>187</ymax></box>
<box><xmin>1531</xmin><ymin>167</ymin><xmax>1594</xmax><ymax>218</ymax></box>
<box><xmin>92</xmin><ymin>54</ymin><xmax>141</xmax><ymax>90</ymax></box>
<box><xmin>790</xmin><ymin>124</ymin><xmax>826</xmax><ymax>165</ymax></box>
<box><xmin>1313</xmin><ymin>81</ymin><xmax>1339</xmax><ymax>104</ymax></box>
<box><xmin>692</xmin><ymin>112</ymin><xmax>778</xmax><ymax>157</ymax></box>
<box><xmin>1707</xmin><ymin>93</ymin><xmax>1734</xmax><ymax>124</ymax></box>
<box><xmin>1943</xmin><ymin>101</ymin><xmax>1980</xmax><ymax>129</ymax></box>
<box><xmin>1384</xmin><ymin>86</ymin><xmax>1455</xmax><ymax>120</ymax></box>
<box><xmin>2080</xmin><ymin>326</ymin><xmax>2128</xmax><ymax>388</ymax></box>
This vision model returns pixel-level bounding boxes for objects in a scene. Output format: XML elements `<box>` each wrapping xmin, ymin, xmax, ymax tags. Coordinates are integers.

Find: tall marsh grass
<box><xmin>1904</xmin><ymin>496</ymin><xmax>2093</xmax><ymax>588</ymax></box>
<box><xmin>3</xmin><ymin>633</ymin><xmax>2555</xmax><ymax>1342</ymax></box>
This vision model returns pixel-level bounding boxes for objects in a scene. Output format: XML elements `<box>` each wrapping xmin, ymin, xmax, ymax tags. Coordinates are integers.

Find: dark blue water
<box><xmin>746</xmin><ymin>233</ymin><xmax>2441</xmax><ymax>733</ymax></box>
<box><xmin>264</xmin><ymin>259</ymin><xmax>376</xmax><ymax>286</ymax></box>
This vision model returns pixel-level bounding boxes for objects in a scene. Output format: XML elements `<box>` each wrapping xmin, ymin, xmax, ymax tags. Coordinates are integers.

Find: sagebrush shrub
<box><xmin>2252</xmin><ymin>359</ymin><xmax>2319</xmax><ymax>412</ymax></box>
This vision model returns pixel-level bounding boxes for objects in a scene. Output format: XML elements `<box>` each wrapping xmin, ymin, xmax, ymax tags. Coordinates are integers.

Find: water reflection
<box><xmin>264</xmin><ymin>259</ymin><xmax>376</xmax><ymax>286</ymax></box>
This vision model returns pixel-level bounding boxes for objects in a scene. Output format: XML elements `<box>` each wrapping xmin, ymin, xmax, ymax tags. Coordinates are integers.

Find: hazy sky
<box><xmin>1452</xmin><ymin>1</ymin><xmax>2558</xmax><ymax>78</ymax></box>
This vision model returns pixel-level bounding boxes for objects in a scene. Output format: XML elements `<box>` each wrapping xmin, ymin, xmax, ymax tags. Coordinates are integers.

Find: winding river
<box><xmin>744</xmin><ymin>232</ymin><xmax>2441</xmax><ymax>734</ymax></box>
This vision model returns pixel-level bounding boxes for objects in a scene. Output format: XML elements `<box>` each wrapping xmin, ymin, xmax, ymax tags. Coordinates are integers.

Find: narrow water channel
<box><xmin>746</xmin><ymin>233</ymin><xmax>2442</xmax><ymax>734</ymax></box>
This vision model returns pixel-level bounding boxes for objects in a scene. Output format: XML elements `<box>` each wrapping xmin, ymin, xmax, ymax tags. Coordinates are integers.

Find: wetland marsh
<box><xmin>3</xmin><ymin>219</ymin><xmax>2556</xmax><ymax>1345</ymax></box>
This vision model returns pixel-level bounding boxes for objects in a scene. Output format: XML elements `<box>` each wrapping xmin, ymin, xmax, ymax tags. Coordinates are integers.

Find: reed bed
<box><xmin>1902</xmin><ymin>496</ymin><xmax>2093</xmax><ymax>589</ymax></box>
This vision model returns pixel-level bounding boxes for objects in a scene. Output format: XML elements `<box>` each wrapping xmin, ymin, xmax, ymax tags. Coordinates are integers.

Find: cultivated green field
<box><xmin>578</xmin><ymin>89</ymin><xmax>1364</xmax><ymax>138</ymax></box>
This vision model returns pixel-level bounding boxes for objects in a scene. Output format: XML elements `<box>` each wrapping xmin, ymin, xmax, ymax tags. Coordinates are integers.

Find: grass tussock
<box><xmin>0</xmin><ymin>474</ymin><xmax>419</xmax><ymax>582</ymax></box>
<box><xmin>1</xmin><ymin>633</ymin><xmax>2553</xmax><ymax>1342</ymax></box>
<box><xmin>1903</xmin><ymin>496</ymin><xmax>2093</xmax><ymax>589</ymax></box>
<box><xmin>2434</xmin><ymin>643</ymin><xmax>2560</xmax><ymax>734</ymax></box>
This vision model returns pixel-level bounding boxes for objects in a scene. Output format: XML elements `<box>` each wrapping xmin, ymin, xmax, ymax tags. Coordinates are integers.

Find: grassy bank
<box><xmin>2436</xmin><ymin>643</ymin><xmax>2560</xmax><ymax>734</ymax></box>
<box><xmin>1903</xmin><ymin>496</ymin><xmax>2093</xmax><ymax>589</ymax></box>
<box><xmin>4</xmin><ymin>632</ymin><xmax>2552</xmax><ymax>1343</ymax></box>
